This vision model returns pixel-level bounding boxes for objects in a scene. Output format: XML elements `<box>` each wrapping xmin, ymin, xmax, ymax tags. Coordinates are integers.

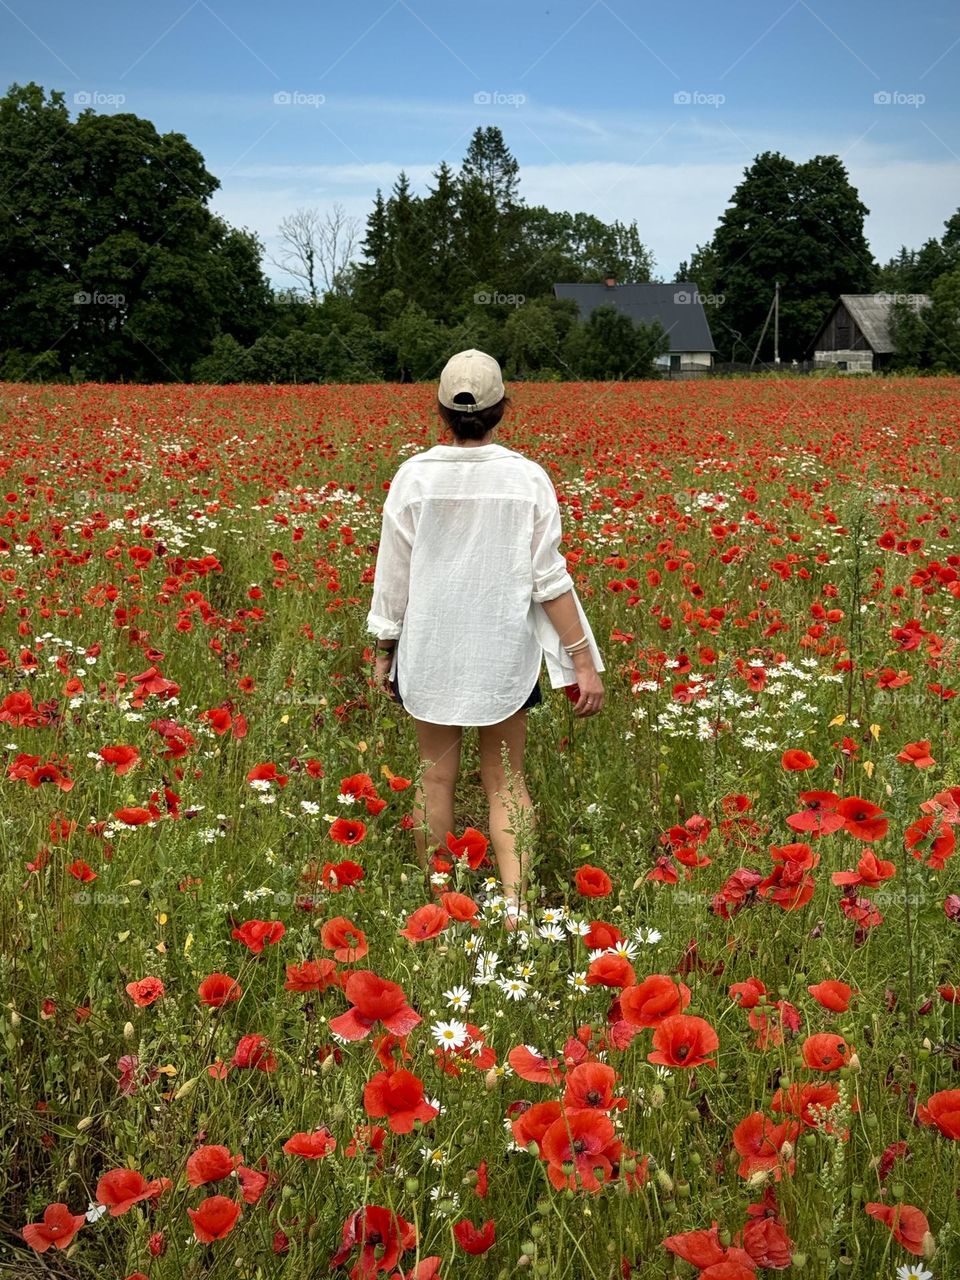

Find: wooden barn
<box><xmin>810</xmin><ymin>293</ymin><xmax>931</xmax><ymax>372</ymax></box>
<box><xmin>553</xmin><ymin>278</ymin><xmax>717</xmax><ymax>375</ymax></box>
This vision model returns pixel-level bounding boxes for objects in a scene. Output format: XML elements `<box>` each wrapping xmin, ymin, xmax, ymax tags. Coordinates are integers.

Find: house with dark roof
<box><xmin>809</xmin><ymin>293</ymin><xmax>931</xmax><ymax>372</ymax></box>
<box><xmin>553</xmin><ymin>278</ymin><xmax>718</xmax><ymax>374</ymax></box>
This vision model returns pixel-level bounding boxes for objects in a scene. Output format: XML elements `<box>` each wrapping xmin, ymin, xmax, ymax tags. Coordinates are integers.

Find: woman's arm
<box><xmin>366</xmin><ymin>490</ymin><xmax>416</xmax><ymax>644</ymax></box>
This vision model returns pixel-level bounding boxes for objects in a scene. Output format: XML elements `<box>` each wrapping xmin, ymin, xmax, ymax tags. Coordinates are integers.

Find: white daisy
<box><xmin>567</xmin><ymin>971</ymin><xmax>589</xmax><ymax>995</ymax></box>
<box><xmin>336</xmin><ymin>792</ymin><xmax>356</xmax><ymax>805</ymax></box>
<box><xmin>497</xmin><ymin>977</ymin><xmax>529</xmax><ymax>1001</ymax></box>
<box><xmin>538</xmin><ymin>922</ymin><xmax>564</xmax><ymax>942</ymax></box>
<box><xmin>896</xmin><ymin>1267</ymin><xmax>933</xmax><ymax>1280</ymax></box>
<box><xmin>634</xmin><ymin>926</ymin><xmax>663</xmax><ymax>945</ymax></box>
<box><xmin>431</xmin><ymin>1020</ymin><xmax>468</xmax><ymax>1049</ymax></box>
<box><xmin>443</xmin><ymin>985</ymin><xmax>471</xmax><ymax>1012</ymax></box>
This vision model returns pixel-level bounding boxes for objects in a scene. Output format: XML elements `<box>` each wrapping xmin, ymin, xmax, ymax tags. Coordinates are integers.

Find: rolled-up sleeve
<box><xmin>366</xmin><ymin>486</ymin><xmax>416</xmax><ymax>640</ymax></box>
<box><xmin>531</xmin><ymin>475</ymin><xmax>575</xmax><ymax>603</ymax></box>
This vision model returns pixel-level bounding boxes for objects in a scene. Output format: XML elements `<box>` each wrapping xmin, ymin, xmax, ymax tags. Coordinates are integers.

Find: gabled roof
<box><xmin>553</xmin><ymin>282</ymin><xmax>717</xmax><ymax>353</ymax></box>
<box><xmin>819</xmin><ymin>293</ymin><xmax>931</xmax><ymax>354</ymax></box>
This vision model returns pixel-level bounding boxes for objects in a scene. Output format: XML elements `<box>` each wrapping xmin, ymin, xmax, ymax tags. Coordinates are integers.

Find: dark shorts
<box><xmin>389</xmin><ymin>671</ymin><xmax>542</xmax><ymax>718</ymax></box>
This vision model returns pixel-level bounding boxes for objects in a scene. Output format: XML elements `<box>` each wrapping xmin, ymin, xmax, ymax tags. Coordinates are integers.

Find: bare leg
<box><xmin>478</xmin><ymin>708</ymin><xmax>536</xmax><ymax>917</ymax></box>
<box><xmin>411</xmin><ymin>718</ymin><xmax>463</xmax><ymax>870</ymax></box>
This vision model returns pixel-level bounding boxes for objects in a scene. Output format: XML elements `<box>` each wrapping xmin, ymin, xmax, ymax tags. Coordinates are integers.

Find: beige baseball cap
<box><xmin>437</xmin><ymin>349</ymin><xmax>505</xmax><ymax>412</ymax></box>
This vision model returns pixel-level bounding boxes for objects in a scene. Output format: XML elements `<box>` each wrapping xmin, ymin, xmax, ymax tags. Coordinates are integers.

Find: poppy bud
<box><xmin>485</xmin><ymin>1068</ymin><xmax>499</xmax><ymax>1092</ymax></box>
<box><xmin>174</xmin><ymin>1076</ymin><xmax>198</xmax><ymax>1100</ymax></box>
<box><xmin>718</xmin><ymin>1229</ymin><xmax>731</xmax><ymax>1248</ymax></box>
<box><xmin>654</xmin><ymin>1168</ymin><xmax>674</xmax><ymax>1194</ymax></box>
<box><xmin>320</xmin><ymin>1052</ymin><xmax>336</xmax><ymax>1075</ymax></box>
<box><xmin>781</xmin><ymin>1141</ymin><xmax>794</xmax><ymax>1161</ymax></box>
<box><xmin>521</xmin><ymin>1240</ymin><xmax>536</xmax><ymax>1255</ymax></box>
<box><xmin>922</xmin><ymin>1231</ymin><xmax>936</xmax><ymax>1258</ymax></box>
<box><xmin>517</xmin><ymin>1256</ymin><xmax>532</xmax><ymax>1268</ymax></box>
<box><xmin>649</xmin><ymin>1084</ymin><xmax>666</xmax><ymax>1108</ymax></box>
<box><xmin>527</xmin><ymin>1141</ymin><xmax>540</xmax><ymax>1158</ymax></box>
<box><xmin>123</xmin><ymin>1021</ymin><xmax>135</xmax><ymax>1041</ymax></box>
<box><xmin>404</xmin><ymin>1177</ymin><xmax>419</xmax><ymax>1195</ymax></box>
<box><xmin>9</xmin><ymin>1010</ymin><xmax>20</xmax><ymax>1028</ymax></box>
<box><xmin>792</xmin><ymin>1253</ymin><xmax>808</xmax><ymax>1268</ymax></box>
<box><xmin>76</xmin><ymin>1116</ymin><xmax>94</xmax><ymax>1131</ymax></box>
<box><xmin>848</xmin><ymin>1052</ymin><xmax>861</xmax><ymax>1073</ymax></box>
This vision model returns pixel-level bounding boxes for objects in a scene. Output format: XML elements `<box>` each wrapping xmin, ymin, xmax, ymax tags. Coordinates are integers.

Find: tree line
<box><xmin>2</xmin><ymin>81</ymin><xmax>958</xmax><ymax>383</ymax></box>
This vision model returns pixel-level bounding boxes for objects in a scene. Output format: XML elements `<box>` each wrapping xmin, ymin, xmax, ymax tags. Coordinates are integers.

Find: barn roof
<box><xmin>833</xmin><ymin>293</ymin><xmax>931</xmax><ymax>353</ymax></box>
<box><xmin>553</xmin><ymin>282</ymin><xmax>717</xmax><ymax>353</ymax></box>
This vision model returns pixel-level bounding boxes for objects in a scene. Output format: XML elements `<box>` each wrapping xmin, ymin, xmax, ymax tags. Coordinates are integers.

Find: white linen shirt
<box><xmin>366</xmin><ymin>441</ymin><xmax>604</xmax><ymax>726</ymax></box>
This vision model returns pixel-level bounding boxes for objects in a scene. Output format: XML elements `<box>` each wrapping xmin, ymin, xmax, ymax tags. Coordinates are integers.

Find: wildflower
<box><xmin>125</xmin><ymin>976</ymin><xmax>165</xmax><ymax>1007</ymax></box>
<box><xmin>865</xmin><ymin>1202</ymin><xmax>931</xmax><ymax>1257</ymax></box>
<box><xmin>648</xmin><ymin>1014</ymin><xmax>719</xmax><ymax>1069</ymax></box>
<box><xmin>196</xmin><ymin>973</ymin><xmax>242</xmax><ymax>1007</ymax></box>
<box><xmin>575</xmin><ymin>864</ymin><xmax>613</xmax><ymax>897</ymax></box>
<box><xmin>231</xmin><ymin>919</ymin><xmax>285</xmax><ymax>954</ymax></box>
<box><xmin>187</xmin><ymin>1195</ymin><xmax>242</xmax><ymax>1243</ymax></box>
<box><xmin>497</xmin><ymin>977</ymin><xmax>529</xmax><ymax>1001</ymax></box>
<box><xmin>453</xmin><ymin>1217</ymin><xmax>496</xmax><ymax>1254</ymax></box>
<box><xmin>282</xmin><ymin>1127</ymin><xmax>337</xmax><ymax>1158</ymax></box>
<box><xmin>21</xmin><ymin>1204</ymin><xmax>86</xmax><ymax>1253</ymax></box>
<box><xmin>916</xmin><ymin>1088</ymin><xmax>960</xmax><ymax>1139</ymax></box>
<box><xmin>443</xmin><ymin>985</ymin><xmax>471</xmax><ymax>1011</ymax></box>
<box><xmin>431</xmin><ymin>1021</ymin><xmax>468</xmax><ymax>1049</ymax></box>
<box><xmin>329</xmin><ymin>970</ymin><xmax>421</xmax><ymax>1042</ymax></box>
<box><xmin>95</xmin><ymin>1168</ymin><xmax>170</xmax><ymax>1216</ymax></box>
<box><xmin>363</xmin><ymin>1069</ymin><xmax>438</xmax><ymax>1133</ymax></box>
<box><xmin>619</xmin><ymin>975</ymin><xmax>691</xmax><ymax>1028</ymax></box>
<box><xmin>320</xmin><ymin>916</ymin><xmax>368</xmax><ymax>962</ymax></box>
<box><xmin>896</xmin><ymin>1266</ymin><xmax>933</xmax><ymax>1280</ymax></box>
<box><xmin>399</xmin><ymin>903</ymin><xmax>449</xmax><ymax>943</ymax></box>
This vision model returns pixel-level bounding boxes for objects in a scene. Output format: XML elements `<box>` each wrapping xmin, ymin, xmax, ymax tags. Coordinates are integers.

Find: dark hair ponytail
<box><xmin>437</xmin><ymin>392</ymin><xmax>510</xmax><ymax>442</ymax></box>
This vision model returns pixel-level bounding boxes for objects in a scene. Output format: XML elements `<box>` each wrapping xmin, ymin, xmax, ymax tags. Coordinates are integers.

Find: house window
<box><xmin>836</xmin><ymin>360</ymin><xmax>847</xmax><ymax>371</ymax></box>
<box><xmin>670</xmin><ymin>354</ymin><xmax>681</xmax><ymax>370</ymax></box>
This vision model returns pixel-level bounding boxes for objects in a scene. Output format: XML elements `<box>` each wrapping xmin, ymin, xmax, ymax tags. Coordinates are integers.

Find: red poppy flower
<box><xmin>541</xmin><ymin>1109</ymin><xmax>620</xmax><ymax>1191</ymax></box>
<box><xmin>125</xmin><ymin>976</ymin><xmax>165</xmax><ymax>1007</ymax></box>
<box><xmin>444</xmin><ymin>827</ymin><xmax>489</xmax><ymax>869</ymax></box>
<box><xmin>21</xmin><ymin>1203</ymin><xmax>86</xmax><ymax>1253</ymax></box>
<box><xmin>583</xmin><ymin>920</ymin><xmax>625</xmax><ymax>950</ymax></box>
<box><xmin>237</xmin><ymin>1165</ymin><xmax>270</xmax><ymax>1204</ymax></box>
<box><xmin>187</xmin><ymin>1195</ymin><xmax>242</xmax><ymax>1243</ymax></box>
<box><xmin>453</xmin><ymin>1218</ymin><xmax>496</xmax><ymax>1255</ymax></box>
<box><xmin>648</xmin><ymin>1014</ymin><xmax>719</xmax><ymax>1069</ymax></box>
<box><xmin>619</xmin><ymin>975</ymin><xmax>691</xmax><ymax>1027</ymax></box>
<box><xmin>807</xmin><ymin>980</ymin><xmax>853</xmax><ymax>1012</ymax></box>
<box><xmin>575</xmin><ymin>864</ymin><xmax>613</xmax><ymax>897</ymax></box>
<box><xmin>317</xmin><ymin>858</ymin><xmax>365</xmax><ymax>891</ymax></box>
<box><xmin>916</xmin><ymin>1088</ymin><xmax>960</xmax><ymax>1138</ymax></box>
<box><xmin>440</xmin><ymin>891</ymin><xmax>479</xmax><ymax>923</ymax></box>
<box><xmin>836</xmin><ymin>797</ymin><xmax>888</xmax><ymax>842</ymax></box>
<box><xmin>563</xmin><ymin>1061</ymin><xmax>621</xmax><ymax>1112</ymax></box>
<box><xmin>905</xmin><ymin>816</ymin><xmax>956</xmax><ymax>869</ymax></box>
<box><xmin>510</xmin><ymin>1100</ymin><xmax>563</xmax><ymax>1148</ymax></box>
<box><xmin>732</xmin><ymin>1112</ymin><xmax>799</xmax><ymax>1179</ymax></box>
<box><xmin>364</xmin><ymin>1069</ymin><xmax>438</xmax><ymax>1134</ymax></box>
<box><xmin>282</xmin><ymin>1127</ymin><xmax>337</xmax><ymax>1158</ymax></box>
<box><xmin>399</xmin><ymin>903</ymin><xmax>449</xmax><ymax>942</ymax></box>
<box><xmin>329</xmin><ymin>970</ymin><xmax>421</xmax><ymax>1041</ymax></box>
<box><xmin>67</xmin><ymin>859</ymin><xmax>96</xmax><ymax>881</ymax></box>
<box><xmin>729</xmin><ymin>976</ymin><xmax>767</xmax><ymax>1008</ymax></box>
<box><xmin>320</xmin><ymin>916</ymin><xmax>368</xmax><ymax>962</ymax></box>
<box><xmin>801</xmin><ymin>1032</ymin><xmax>851</xmax><ymax>1071</ymax></box>
<box><xmin>329</xmin><ymin>817</ymin><xmax>367</xmax><ymax>846</ymax></box>
<box><xmin>831</xmin><ymin>850</ymin><xmax>896</xmax><ymax>887</ymax></box>
<box><xmin>198</xmin><ymin>973</ymin><xmax>242</xmax><ymax>1006</ymax></box>
<box><xmin>186</xmin><ymin>1145</ymin><xmax>240</xmax><ymax>1186</ymax></box>
<box><xmin>896</xmin><ymin>740</ymin><xmax>936</xmax><ymax>768</ymax></box>
<box><xmin>96</xmin><ymin>1168</ymin><xmax>170</xmax><ymax>1216</ymax></box>
<box><xmin>231</xmin><ymin>919</ymin><xmax>285</xmax><ymax>954</ymax></box>
<box><xmin>507</xmin><ymin>1046</ymin><xmax>563</xmax><ymax>1085</ymax></box>
<box><xmin>586</xmin><ymin>952</ymin><xmax>635</xmax><ymax>989</ymax></box>
<box><xmin>781</xmin><ymin>748</ymin><xmax>818</xmax><ymax>771</ymax></box>
<box><xmin>864</xmin><ymin>1202</ymin><xmax>930</xmax><ymax>1256</ymax></box>
<box><xmin>786</xmin><ymin>790</ymin><xmax>845</xmax><ymax>837</ymax></box>
<box><xmin>284</xmin><ymin>959</ymin><xmax>340</xmax><ymax>992</ymax></box>
<box><xmin>231</xmin><ymin>1033</ymin><xmax>277</xmax><ymax>1072</ymax></box>
<box><xmin>330</xmin><ymin>1205</ymin><xmax>417</xmax><ymax>1276</ymax></box>
<box><xmin>742</xmin><ymin>1192</ymin><xmax>793</xmax><ymax>1268</ymax></box>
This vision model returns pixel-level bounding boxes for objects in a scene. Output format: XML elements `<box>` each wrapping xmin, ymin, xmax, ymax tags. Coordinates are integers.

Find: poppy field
<box><xmin>2</xmin><ymin>375</ymin><xmax>960</xmax><ymax>1280</ymax></box>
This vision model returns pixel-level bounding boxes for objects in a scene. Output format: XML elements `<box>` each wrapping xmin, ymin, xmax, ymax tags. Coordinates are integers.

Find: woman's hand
<box><xmin>374</xmin><ymin>651</ymin><xmax>400</xmax><ymax>701</ymax></box>
<box><xmin>571</xmin><ymin>662</ymin><xmax>604</xmax><ymax>718</ymax></box>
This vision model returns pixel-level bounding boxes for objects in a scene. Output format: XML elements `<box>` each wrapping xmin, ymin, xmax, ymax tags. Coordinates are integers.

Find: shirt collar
<box><xmin>425</xmin><ymin>443</ymin><xmax>510</xmax><ymax>459</ymax></box>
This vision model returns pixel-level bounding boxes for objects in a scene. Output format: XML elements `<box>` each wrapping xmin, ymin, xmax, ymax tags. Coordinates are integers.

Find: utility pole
<box><xmin>773</xmin><ymin>280</ymin><xmax>780</xmax><ymax>365</ymax></box>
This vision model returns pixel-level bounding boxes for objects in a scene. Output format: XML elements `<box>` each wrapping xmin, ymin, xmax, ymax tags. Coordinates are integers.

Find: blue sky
<box><xmin>3</xmin><ymin>0</ymin><xmax>959</xmax><ymax>287</ymax></box>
